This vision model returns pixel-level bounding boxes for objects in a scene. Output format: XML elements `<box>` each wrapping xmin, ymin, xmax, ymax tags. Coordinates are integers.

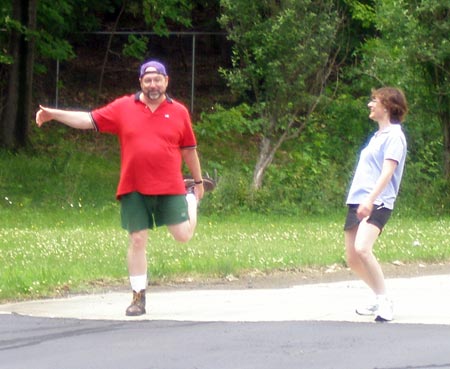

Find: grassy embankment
<box><xmin>1</xmin><ymin>127</ymin><xmax>449</xmax><ymax>301</ymax></box>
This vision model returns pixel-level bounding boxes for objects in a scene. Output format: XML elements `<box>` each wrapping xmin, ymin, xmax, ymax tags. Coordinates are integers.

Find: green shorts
<box><xmin>120</xmin><ymin>192</ymin><xmax>189</xmax><ymax>233</ymax></box>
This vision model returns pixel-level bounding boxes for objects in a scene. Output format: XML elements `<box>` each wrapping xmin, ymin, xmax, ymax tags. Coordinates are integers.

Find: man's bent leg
<box><xmin>167</xmin><ymin>193</ymin><xmax>197</xmax><ymax>243</ymax></box>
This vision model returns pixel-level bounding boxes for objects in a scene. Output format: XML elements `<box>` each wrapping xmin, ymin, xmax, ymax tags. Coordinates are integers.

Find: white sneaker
<box><xmin>355</xmin><ymin>296</ymin><xmax>394</xmax><ymax>322</ymax></box>
<box><xmin>355</xmin><ymin>301</ymin><xmax>379</xmax><ymax>316</ymax></box>
<box><xmin>375</xmin><ymin>297</ymin><xmax>394</xmax><ymax>322</ymax></box>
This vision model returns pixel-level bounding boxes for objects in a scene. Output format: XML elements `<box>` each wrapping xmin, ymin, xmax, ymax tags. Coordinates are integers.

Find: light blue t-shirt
<box><xmin>346</xmin><ymin>124</ymin><xmax>407</xmax><ymax>210</ymax></box>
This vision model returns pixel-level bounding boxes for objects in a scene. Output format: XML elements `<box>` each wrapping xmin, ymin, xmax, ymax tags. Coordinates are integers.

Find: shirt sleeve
<box><xmin>384</xmin><ymin>133</ymin><xmax>406</xmax><ymax>163</ymax></box>
<box><xmin>90</xmin><ymin>96</ymin><xmax>129</xmax><ymax>134</ymax></box>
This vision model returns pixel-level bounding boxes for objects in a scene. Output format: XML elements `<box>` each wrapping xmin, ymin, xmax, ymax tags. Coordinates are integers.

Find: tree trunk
<box><xmin>97</xmin><ymin>0</ymin><xmax>127</xmax><ymax>102</ymax></box>
<box><xmin>430</xmin><ymin>61</ymin><xmax>450</xmax><ymax>181</ymax></box>
<box><xmin>252</xmin><ymin>137</ymin><xmax>275</xmax><ymax>190</ymax></box>
<box><xmin>0</xmin><ymin>0</ymin><xmax>37</xmax><ymax>149</ymax></box>
<box><xmin>252</xmin><ymin>130</ymin><xmax>290</xmax><ymax>190</ymax></box>
<box><xmin>1</xmin><ymin>2</ymin><xmax>21</xmax><ymax>148</ymax></box>
<box><xmin>252</xmin><ymin>114</ymin><xmax>308</xmax><ymax>190</ymax></box>
<box><xmin>440</xmin><ymin>95</ymin><xmax>450</xmax><ymax>180</ymax></box>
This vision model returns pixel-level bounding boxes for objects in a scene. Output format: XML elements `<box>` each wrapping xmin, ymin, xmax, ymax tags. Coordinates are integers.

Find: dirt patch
<box><xmin>148</xmin><ymin>262</ymin><xmax>450</xmax><ymax>292</ymax></box>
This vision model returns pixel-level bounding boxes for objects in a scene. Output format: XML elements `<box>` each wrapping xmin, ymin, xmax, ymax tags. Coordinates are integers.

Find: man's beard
<box><xmin>145</xmin><ymin>90</ymin><xmax>164</xmax><ymax>100</ymax></box>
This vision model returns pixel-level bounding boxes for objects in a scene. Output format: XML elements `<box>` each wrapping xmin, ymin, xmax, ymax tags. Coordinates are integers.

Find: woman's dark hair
<box><xmin>372</xmin><ymin>87</ymin><xmax>408</xmax><ymax>123</ymax></box>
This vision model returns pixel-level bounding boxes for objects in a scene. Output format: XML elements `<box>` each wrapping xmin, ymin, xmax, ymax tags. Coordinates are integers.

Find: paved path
<box><xmin>1</xmin><ymin>274</ymin><xmax>449</xmax><ymax>324</ymax></box>
<box><xmin>2</xmin><ymin>275</ymin><xmax>450</xmax><ymax>369</ymax></box>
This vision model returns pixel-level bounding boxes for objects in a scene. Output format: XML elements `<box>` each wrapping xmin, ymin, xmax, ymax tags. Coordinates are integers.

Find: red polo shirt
<box><xmin>90</xmin><ymin>93</ymin><xmax>197</xmax><ymax>198</ymax></box>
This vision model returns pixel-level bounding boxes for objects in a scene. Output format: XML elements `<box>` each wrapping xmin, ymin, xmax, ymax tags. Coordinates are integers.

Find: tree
<box><xmin>0</xmin><ymin>0</ymin><xmax>108</xmax><ymax>149</ymax></box>
<box><xmin>356</xmin><ymin>0</ymin><xmax>450</xmax><ymax>178</ymax></box>
<box><xmin>409</xmin><ymin>0</ymin><xmax>450</xmax><ymax>179</ymax></box>
<box><xmin>98</xmin><ymin>0</ymin><xmax>192</xmax><ymax>98</ymax></box>
<box><xmin>219</xmin><ymin>0</ymin><xmax>341</xmax><ymax>189</ymax></box>
<box><xmin>0</xmin><ymin>0</ymin><xmax>195</xmax><ymax>149</ymax></box>
<box><xmin>0</xmin><ymin>0</ymin><xmax>37</xmax><ymax>149</ymax></box>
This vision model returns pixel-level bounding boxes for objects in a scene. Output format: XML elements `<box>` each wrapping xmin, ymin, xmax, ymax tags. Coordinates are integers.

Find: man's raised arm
<box><xmin>36</xmin><ymin>105</ymin><xmax>95</xmax><ymax>130</ymax></box>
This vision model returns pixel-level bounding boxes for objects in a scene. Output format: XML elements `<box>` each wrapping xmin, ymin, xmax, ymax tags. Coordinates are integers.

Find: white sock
<box><xmin>186</xmin><ymin>193</ymin><xmax>197</xmax><ymax>207</ymax></box>
<box><xmin>129</xmin><ymin>274</ymin><xmax>147</xmax><ymax>292</ymax></box>
<box><xmin>186</xmin><ymin>193</ymin><xmax>198</xmax><ymax>223</ymax></box>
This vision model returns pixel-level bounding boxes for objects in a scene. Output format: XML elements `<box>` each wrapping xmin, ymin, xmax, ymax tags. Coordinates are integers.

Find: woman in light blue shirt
<box><xmin>344</xmin><ymin>87</ymin><xmax>408</xmax><ymax>322</ymax></box>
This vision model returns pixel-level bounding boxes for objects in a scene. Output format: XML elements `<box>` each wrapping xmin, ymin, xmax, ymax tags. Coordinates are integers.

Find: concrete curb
<box><xmin>1</xmin><ymin>274</ymin><xmax>449</xmax><ymax>324</ymax></box>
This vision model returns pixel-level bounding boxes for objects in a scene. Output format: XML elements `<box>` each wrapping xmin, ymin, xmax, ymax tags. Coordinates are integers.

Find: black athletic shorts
<box><xmin>344</xmin><ymin>203</ymin><xmax>392</xmax><ymax>232</ymax></box>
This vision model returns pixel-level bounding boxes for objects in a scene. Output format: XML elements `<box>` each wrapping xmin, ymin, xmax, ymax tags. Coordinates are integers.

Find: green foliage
<box><xmin>7</xmin><ymin>0</ymin><xmax>194</xmax><ymax>66</ymax></box>
<box><xmin>122</xmin><ymin>35</ymin><xmax>149</xmax><ymax>60</ymax></box>
<box><xmin>0</xmin><ymin>125</ymin><xmax>119</xmax><ymax>210</ymax></box>
<box><xmin>141</xmin><ymin>0</ymin><xmax>192</xmax><ymax>35</ymax></box>
<box><xmin>2</xmin><ymin>0</ymin><xmax>450</xmax><ymax>229</ymax></box>
<box><xmin>343</xmin><ymin>0</ymin><xmax>450</xmax><ymax>188</ymax></box>
<box><xmin>0</xmin><ymin>4</ymin><xmax>24</xmax><ymax>64</ymax></box>
<box><xmin>219</xmin><ymin>0</ymin><xmax>342</xmax><ymax>188</ymax></box>
<box><xmin>400</xmin><ymin>139</ymin><xmax>450</xmax><ymax>215</ymax></box>
<box><xmin>196</xmin><ymin>104</ymin><xmax>351</xmax><ymax>215</ymax></box>
<box><xmin>265</xmin><ymin>134</ymin><xmax>348</xmax><ymax>214</ymax></box>
<box><xmin>0</xmin><ymin>4</ymin><xmax>13</xmax><ymax>64</ymax></box>
<box><xmin>35</xmin><ymin>33</ymin><xmax>75</xmax><ymax>62</ymax></box>
<box><xmin>196</xmin><ymin>103</ymin><xmax>261</xmax><ymax>140</ymax></box>
<box><xmin>321</xmin><ymin>92</ymin><xmax>373</xmax><ymax>153</ymax></box>
<box><xmin>35</xmin><ymin>0</ymin><xmax>115</xmax><ymax>62</ymax></box>
<box><xmin>343</xmin><ymin>0</ymin><xmax>376</xmax><ymax>28</ymax></box>
<box><xmin>196</xmin><ymin>113</ymin><xmax>352</xmax><ymax>216</ymax></box>
<box><xmin>193</xmin><ymin>104</ymin><xmax>259</xmax><ymax>179</ymax></box>
<box><xmin>220</xmin><ymin>0</ymin><xmax>339</xmax><ymax>106</ymax></box>
<box><xmin>194</xmin><ymin>93</ymin><xmax>450</xmax><ymax>217</ymax></box>
<box><xmin>200</xmin><ymin>169</ymin><xmax>255</xmax><ymax>214</ymax></box>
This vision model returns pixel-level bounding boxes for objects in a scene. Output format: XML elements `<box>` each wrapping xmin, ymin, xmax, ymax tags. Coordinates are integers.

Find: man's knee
<box><xmin>129</xmin><ymin>230</ymin><xmax>148</xmax><ymax>248</ymax></box>
<box><xmin>168</xmin><ymin>222</ymin><xmax>194</xmax><ymax>243</ymax></box>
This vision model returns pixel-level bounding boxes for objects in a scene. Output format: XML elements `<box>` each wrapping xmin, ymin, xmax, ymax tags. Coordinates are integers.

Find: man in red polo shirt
<box><xmin>36</xmin><ymin>60</ymin><xmax>214</xmax><ymax>316</ymax></box>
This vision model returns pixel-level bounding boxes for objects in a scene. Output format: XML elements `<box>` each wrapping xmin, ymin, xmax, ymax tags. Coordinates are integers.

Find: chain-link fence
<box><xmin>36</xmin><ymin>32</ymin><xmax>231</xmax><ymax>118</ymax></box>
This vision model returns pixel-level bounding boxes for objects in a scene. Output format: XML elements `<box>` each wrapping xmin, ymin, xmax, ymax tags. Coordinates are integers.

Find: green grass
<box><xmin>1</xmin><ymin>206</ymin><xmax>450</xmax><ymax>302</ymax></box>
<box><xmin>1</xmin><ymin>128</ymin><xmax>450</xmax><ymax>301</ymax></box>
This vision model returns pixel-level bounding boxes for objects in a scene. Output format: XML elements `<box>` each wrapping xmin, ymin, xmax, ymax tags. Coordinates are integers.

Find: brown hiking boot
<box><xmin>125</xmin><ymin>289</ymin><xmax>146</xmax><ymax>316</ymax></box>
